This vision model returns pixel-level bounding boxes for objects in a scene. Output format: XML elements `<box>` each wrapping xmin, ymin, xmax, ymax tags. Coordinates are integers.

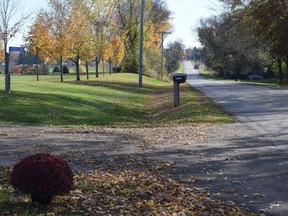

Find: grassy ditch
<box><xmin>0</xmin><ymin>73</ymin><xmax>232</xmax><ymax>127</ymax></box>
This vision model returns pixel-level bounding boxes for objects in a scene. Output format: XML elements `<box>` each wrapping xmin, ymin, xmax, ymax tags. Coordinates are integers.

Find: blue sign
<box><xmin>9</xmin><ymin>46</ymin><xmax>24</xmax><ymax>53</ymax></box>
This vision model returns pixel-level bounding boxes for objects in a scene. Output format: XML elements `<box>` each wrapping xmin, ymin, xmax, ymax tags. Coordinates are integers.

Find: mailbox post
<box><xmin>173</xmin><ymin>73</ymin><xmax>187</xmax><ymax>107</ymax></box>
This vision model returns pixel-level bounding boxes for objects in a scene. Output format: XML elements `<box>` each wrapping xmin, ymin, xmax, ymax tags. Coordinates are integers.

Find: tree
<box><xmin>145</xmin><ymin>0</ymin><xmax>171</xmax><ymax>77</ymax></box>
<box><xmin>102</xmin><ymin>42</ymin><xmax>113</xmax><ymax>75</ymax></box>
<box><xmin>247</xmin><ymin>0</ymin><xmax>288</xmax><ymax>83</ymax></box>
<box><xmin>81</xmin><ymin>40</ymin><xmax>95</xmax><ymax>80</ymax></box>
<box><xmin>164</xmin><ymin>40</ymin><xmax>185</xmax><ymax>74</ymax></box>
<box><xmin>0</xmin><ymin>0</ymin><xmax>29</xmax><ymax>94</ymax></box>
<box><xmin>45</xmin><ymin>0</ymin><xmax>74</xmax><ymax>82</ymax></box>
<box><xmin>26</xmin><ymin>0</ymin><xmax>172</xmax><ymax>81</ymax></box>
<box><xmin>217</xmin><ymin>0</ymin><xmax>288</xmax><ymax>83</ymax></box>
<box><xmin>26</xmin><ymin>13</ymin><xmax>53</xmax><ymax>81</ymax></box>
<box><xmin>88</xmin><ymin>0</ymin><xmax>115</xmax><ymax>78</ymax></box>
<box><xmin>75</xmin><ymin>0</ymin><xmax>96</xmax><ymax>80</ymax></box>
<box><xmin>114</xmin><ymin>0</ymin><xmax>141</xmax><ymax>73</ymax></box>
<box><xmin>197</xmin><ymin>8</ymin><xmax>270</xmax><ymax>80</ymax></box>
<box><xmin>104</xmin><ymin>37</ymin><xmax>125</xmax><ymax>74</ymax></box>
<box><xmin>68</xmin><ymin>0</ymin><xmax>90</xmax><ymax>81</ymax></box>
<box><xmin>114</xmin><ymin>0</ymin><xmax>171</xmax><ymax>75</ymax></box>
<box><xmin>111</xmin><ymin>38</ymin><xmax>125</xmax><ymax>65</ymax></box>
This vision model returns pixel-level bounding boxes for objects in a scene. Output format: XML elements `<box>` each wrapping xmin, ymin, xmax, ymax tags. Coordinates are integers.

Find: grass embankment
<box><xmin>175</xmin><ymin>62</ymin><xmax>184</xmax><ymax>73</ymax></box>
<box><xmin>0</xmin><ymin>73</ymin><xmax>232</xmax><ymax>127</ymax></box>
<box><xmin>198</xmin><ymin>66</ymin><xmax>219</xmax><ymax>79</ymax></box>
<box><xmin>238</xmin><ymin>78</ymin><xmax>279</xmax><ymax>87</ymax></box>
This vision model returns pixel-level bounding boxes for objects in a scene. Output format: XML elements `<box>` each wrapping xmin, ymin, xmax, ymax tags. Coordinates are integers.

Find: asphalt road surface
<box><xmin>182</xmin><ymin>61</ymin><xmax>288</xmax><ymax>215</ymax></box>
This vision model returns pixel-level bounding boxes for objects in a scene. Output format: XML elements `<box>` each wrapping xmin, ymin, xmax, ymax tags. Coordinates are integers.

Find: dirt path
<box><xmin>0</xmin><ymin>124</ymin><xmax>235</xmax><ymax>167</ymax></box>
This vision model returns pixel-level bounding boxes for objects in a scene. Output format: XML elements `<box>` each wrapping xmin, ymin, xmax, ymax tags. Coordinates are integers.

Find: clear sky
<box><xmin>9</xmin><ymin>0</ymin><xmax>48</xmax><ymax>47</ymax></box>
<box><xmin>9</xmin><ymin>0</ymin><xmax>220</xmax><ymax>49</ymax></box>
<box><xmin>165</xmin><ymin>0</ymin><xmax>220</xmax><ymax>48</ymax></box>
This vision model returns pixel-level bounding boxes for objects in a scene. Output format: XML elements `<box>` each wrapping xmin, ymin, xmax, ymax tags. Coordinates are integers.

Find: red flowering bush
<box><xmin>10</xmin><ymin>153</ymin><xmax>73</xmax><ymax>205</ymax></box>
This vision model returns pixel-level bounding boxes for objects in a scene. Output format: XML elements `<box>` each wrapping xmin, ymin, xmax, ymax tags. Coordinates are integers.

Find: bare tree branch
<box><xmin>0</xmin><ymin>0</ymin><xmax>30</xmax><ymax>48</ymax></box>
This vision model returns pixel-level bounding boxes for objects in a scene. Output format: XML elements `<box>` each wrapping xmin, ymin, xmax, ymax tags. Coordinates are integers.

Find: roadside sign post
<box><xmin>5</xmin><ymin>52</ymin><xmax>10</xmax><ymax>94</ymax></box>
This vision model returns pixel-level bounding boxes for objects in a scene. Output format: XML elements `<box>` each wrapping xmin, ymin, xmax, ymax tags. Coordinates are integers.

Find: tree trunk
<box><xmin>36</xmin><ymin>50</ymin><xmax>39</xmax><ymax>81</ymax></box>
<box><xmin>60</xmin><ymin>57</ymin><xmax>63</xmax><ymax>82</ymax></box>
<box><xmin>86</xmin><ymin>62</ymin><xmax>89</xmax><ymax>80</ymax></box>
<box><xmin>95</xmin><ymin>55</ymin><xmax>101</xmax><ymax>78</ymax></box>
<box><xmin>109</xmin><ymin>57</ymin><xmax>112</xmax><ymax>75</ymax></box>
<box><xmin>96</xmin><ymin>61</ymin><xmax>99</xmax><ymax>78</ymax></box>
<box><xmin>75</xmin><ymin>53</ymin><xmax>80</xmax><ymax>81</ymax></box>
<box><xmin>36</xmin><ymin>56</ymin><xmax>39</xmax><ymax>81</ymax></box>
<box><xmin>42</xmin><ymin>61</ymin><xmax>46</xmax><ymax>74</ymax></box>
<box><xmin>284</xmin><ymin>56</ymin><xmax>288</xmax><ymax>83</ymax></box>
<box><xmin>277</xmin><ymin>57</ymin><xmax>283</xmax><ymax>85</ymax></box>
<box><xmin>103</xmin><ymin>61</ymin><xmax>105</xmax><ymax>76</ymax></box>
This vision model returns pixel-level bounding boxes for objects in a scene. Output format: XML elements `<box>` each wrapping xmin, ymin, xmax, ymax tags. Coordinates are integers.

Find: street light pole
<box><xmin>138</xmin><ymin>0</ymin><xmax>145</xmax><ymax>88</ymax></box>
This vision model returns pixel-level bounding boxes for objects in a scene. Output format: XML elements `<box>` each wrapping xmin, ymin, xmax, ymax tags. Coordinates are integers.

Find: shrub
<box><xmin>112</xmin><ymin>66</ymin><xmax>122</xmax><ymax>73</ymax></box>
<box><xmin>10</xmin><ymin>153</ymin><xmax>73</xmax><ymax>205</ymax></box>
<box><xmin>11</xmin><ymin>66</ymin><xmax>22</xmax><ymax>74</ymax></box>
<box><xmin>63</xmin><ymin>66</ymin><xmax>69</xmax><ymax>74</ymax></box>
<box><xmin>53</xmin><ymin>66</ymin><xmax>61</xmax><ymax>73</ymax></box>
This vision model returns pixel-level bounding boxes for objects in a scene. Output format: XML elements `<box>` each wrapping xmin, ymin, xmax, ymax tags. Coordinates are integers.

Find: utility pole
<box><xmin>156</xmin><ymin>31</ymin><xmax>171</xmax><ymax>78</ymax></box>
<box><xmin>138</xmin><ymin>0</ymin><xmax>145</xmax><ymax>88</ymax></box>
<box><xmin>4</xmin><ymin>34</ymin><xmax>10</xmax><ymax>94</ymax></box>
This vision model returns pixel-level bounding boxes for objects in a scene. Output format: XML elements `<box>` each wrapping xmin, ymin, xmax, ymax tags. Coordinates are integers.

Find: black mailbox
<box><xmin>173</xmin><ymin>73</ymin><xmax>187</xmax><ymax>107</ymax></box>
<box><xmin>173</xmin><ymin>73</ymin><xmax>187</xmax><ymax>83</ymax></box>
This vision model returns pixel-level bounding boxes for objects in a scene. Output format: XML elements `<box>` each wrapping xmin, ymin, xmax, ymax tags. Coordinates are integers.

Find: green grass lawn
<box><xmin>0</xmin><ymin>73</ymin><xmax>232</xmax><ymax>127</ymax></box>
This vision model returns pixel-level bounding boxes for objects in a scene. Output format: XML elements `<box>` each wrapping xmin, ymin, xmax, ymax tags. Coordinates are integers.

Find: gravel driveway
<box><xmin>1</xmin><ymin>61</ymin><xmax>288</xmax><ymax>215</ymax></box>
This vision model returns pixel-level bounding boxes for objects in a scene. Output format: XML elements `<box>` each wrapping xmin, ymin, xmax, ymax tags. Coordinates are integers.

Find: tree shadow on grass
<box><xmin>0</xmin><ymin>91</ymin><xmax>147</xmax><ymax>126</ymax></box>
<box><xmin>64</xmin><ymin>79</ymin><xmax>166</xmax><ymax>96</ymax></box>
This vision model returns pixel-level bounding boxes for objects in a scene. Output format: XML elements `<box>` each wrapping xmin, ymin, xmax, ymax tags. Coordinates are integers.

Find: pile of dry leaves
<box><xmin>0</xmin><ymin>156</ymin><xmax>256</xmax><ymax>215</ymax></box>
<box><xmin>68</xmin><ymin>169</ymin><xmax>255</xmax><ymax>215</ymax></box>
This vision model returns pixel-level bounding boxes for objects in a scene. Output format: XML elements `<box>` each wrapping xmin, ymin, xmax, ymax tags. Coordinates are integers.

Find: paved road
<box><xmin>180</xmin><ymin>61</ymin><xmax>288</xmax><ymax>215</ymax></box>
